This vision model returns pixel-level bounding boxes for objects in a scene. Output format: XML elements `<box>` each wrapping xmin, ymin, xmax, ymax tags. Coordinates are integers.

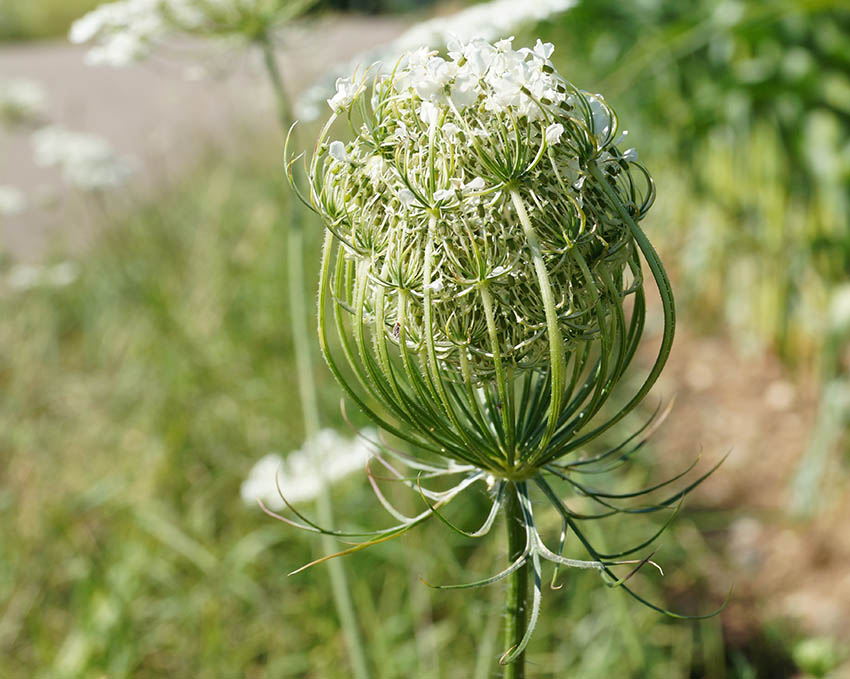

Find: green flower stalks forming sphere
<box><xmin>295</xmin><ymin>37</ymin><xmax>671</xmax><ymax>479</ymax></box>
<box><xmin>287</xmin><ymin>37</ymin><xmax>722</xmax><ymax>671</ymax></box>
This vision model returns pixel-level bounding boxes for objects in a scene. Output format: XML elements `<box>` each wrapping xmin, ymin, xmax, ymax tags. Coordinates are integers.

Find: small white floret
<box><xmin>398</xmin><ymin>188</ymin><xmax>416</xmax><ymax>207</ymax></box>
<box><xmin>545</xmin><ymin>123</ymin><xmax>565</xmax><ymax>146</ymax></box>
<box><xmin>328</xmin><ymin>140</ymin><xmax>351</xmax><ymax>163</ymax></box>
<box><xmin>327</xmin><ymin>77</ymin><xmax>359</xmax><ymax>111</ymax></box>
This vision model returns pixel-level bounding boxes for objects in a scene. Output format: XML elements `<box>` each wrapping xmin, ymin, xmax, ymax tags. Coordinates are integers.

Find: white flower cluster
<box><xmin>240</xmin><ymin>429</ymin><xmax>375</xmax><ymax>508</ymax></box>
<box><xmin>309</xmin><ymin>38</ymin><xmax>647</xmax><ymax>374</ymax></box>
<box><xmin>0</xmin><ymin>77</ymin><xmax>48</xmax><ymax>125</ymax></box>
<box><xmin>69</xmin><ymin>0</ymin><xmax>304</xmax><ymax>67</ymax></box>
<box><xmin>71</xmin><ymin>0</ymin><xmax>180</xmax><ymax>66</ymax></box>
<box><xmin>403</xmin><ymin>38</ymin><xmax>568</xmax><ymax>121</ymax></box>
<box><xmin>296</xmin><ymin>0</ymin><xmax>575</xmax><ymax>120</ymax></box>
<box><xmin>69</xmin><ymin>0</ymin><xmax>242</xmax><ymax>66</ymax></box>
<box><xmin>6</xmin><ymin>261</ymin><xmax>80</xmax><ymax>291</ymax></box>
<box><xmin>0</xmin><ymin>185</ymin><xmax>27</xmax><ymax>216</ymax></box>
<box><xmin>32</xmin><ymin>126</ymin><xmax>138</xmax><ymax>190</ymax></box>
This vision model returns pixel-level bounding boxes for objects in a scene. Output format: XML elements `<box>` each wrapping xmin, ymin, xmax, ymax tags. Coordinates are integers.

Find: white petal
<box><xmin>545</xmin><ymin>123</ymin><xmax>564</xmax><ymax>145</ymax></box>
<box><xmin>329</xmin><ymin>141</ymin><xmax>349</xmax><ymax>163</ymax></box>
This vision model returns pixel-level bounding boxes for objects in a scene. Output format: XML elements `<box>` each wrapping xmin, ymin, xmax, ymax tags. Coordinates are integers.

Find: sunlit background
<box><xmin>1</xmin><ymin>1</ymin><xmax>848</xmax><ymax>677</ymax></box>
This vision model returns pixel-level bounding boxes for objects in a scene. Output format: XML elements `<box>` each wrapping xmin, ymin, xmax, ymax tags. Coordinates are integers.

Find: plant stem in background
<box><xmin>503</xmin><ymin>485</ymin><xmax>528</xmax><ymax>679</ymax></box>
<box><xmin>258</xmin><ymin>34</ymin><xmax>370</xmax><ymax>679</ymax></box>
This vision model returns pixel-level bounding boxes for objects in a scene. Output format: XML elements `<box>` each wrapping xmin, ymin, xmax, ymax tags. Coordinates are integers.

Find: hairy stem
<box><xmin>503</xmin><ymin>484</ymin><xmax>528</xmax><ymax>679</ymax></box>
<box><xmin>259</xmin><ymin>35</ymin><xmax>370</xmax><ymax>679</ymax></box>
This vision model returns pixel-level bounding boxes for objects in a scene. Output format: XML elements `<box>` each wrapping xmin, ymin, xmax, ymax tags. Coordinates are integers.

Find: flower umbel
<box><xmin>287</xmin><ymin>37</ymin><xmax>724</xmax><ymax>668</ymax></box>
<box><xmin>70</xmin><ymin>0</ymin><xmax>319</xmax><ymax>66</ymax></box>
<box><xmin>299</xmin><ymin>36</ymin><xmax>665</xmax><ymax>472</ymax></box>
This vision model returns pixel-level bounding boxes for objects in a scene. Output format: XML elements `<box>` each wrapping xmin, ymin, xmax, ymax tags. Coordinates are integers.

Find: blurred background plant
<box><xmin>532</xmin><ymin>0</ymin><xmax>850</xmax><ymax>521</ymax></box>
<box><xmin>1</xmin><ymin>0</ymin><xmax>849</xmax><ymax>677</ymax></box>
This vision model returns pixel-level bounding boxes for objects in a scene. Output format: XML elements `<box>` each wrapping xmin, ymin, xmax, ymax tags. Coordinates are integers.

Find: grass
<box><xmin>0</xmin><ymin>132</ymin><xmax>757</xmax><ymax>676</ymax></box>
<box><xmin>0</xmin><ymin>0</ymin><xmax>104</xmax><ymax>41</ymax></box>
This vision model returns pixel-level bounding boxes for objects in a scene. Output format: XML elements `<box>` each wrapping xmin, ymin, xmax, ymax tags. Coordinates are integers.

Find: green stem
<box><xmin>260</xmin><ymin>32</ymin><xmax>295</xmax><ymax>134</ymax></box>
<box><xmin>259</xmin><ymin>35</ymin><xmax>370</xmax><ymax>679</ymax></box>
<box><xmin>503</xmin><ymin>484</ymin><xmax>528</xmax><ymax>679</ymax></box>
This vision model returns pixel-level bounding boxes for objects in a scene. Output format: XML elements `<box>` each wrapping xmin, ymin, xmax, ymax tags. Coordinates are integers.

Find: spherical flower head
<box><xmin>309</xmin><ymin>38</ymin><xmax>652</xmax><ymax>376</ymax></box>
<box><xmin>288</xmin><ymin>44</ymin><xmax>713</xmax><ymax>653</ymax></box>
<box><xmin>300</xmin><ymin>37</ymin><xmax>668</xmax><ymax>477</ymax></box>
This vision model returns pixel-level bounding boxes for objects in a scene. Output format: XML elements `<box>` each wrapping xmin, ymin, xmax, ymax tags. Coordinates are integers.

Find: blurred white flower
<box><xmin>7</xmin><ymin>265</ymin><xmax>41</xmax><ymax>290</ymax></box>
<box><xmin>0</xmin><ymin>185</ymin><xmax>26</xmax><ymax>216</ymax></box>
<box><xmin>241</xmin><ymin>428</ymin><xmax>375</xmax><ymax>508</ymax></box>
<box><xmin>0</xmin><ymin>77</ymin><xmax>48</xmax><ymax>125</ymax></box>
<box><xmin>70</xmin><ymin>0</ymin><xmax>316</xmax><ymax>68</ymax></box>
<box><xmin>7</xmin><ymin>261</ymin><xmax>80</xmax><ymax>291</ymax></box>
<box><xmin>32</xmin><ymin>126</ymin><xmax>138</xmax><ymax>190</ymax></box>
<box><xmin>829</xmin><ymin>284</ymin><xmax>850</xmax><ymax>334</ymax></box>
<box><xmin>296</xmin><ymin>0</ymin><xmax>576</xmax><ymax>120</ymax></box>
<box><xmin>48</xmin><ymin>261</ymin><xmax>81</xmax><ymax>287</ymax></box>
<box><xmin>70</xmin><ymin>0</ymin><xmax>168</xmax><ymax>66</ymax></box>
<box><xmin>69</xmin><ymin>0</ymin><xmax>208</xmax><ymax>66</ymax></box>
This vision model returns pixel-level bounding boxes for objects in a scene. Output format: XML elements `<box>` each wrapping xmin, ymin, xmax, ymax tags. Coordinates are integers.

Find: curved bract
<box><xmin>297</xmin><ymin>37</ymin><xmax>674</xmax><ymax>478</ymax></box>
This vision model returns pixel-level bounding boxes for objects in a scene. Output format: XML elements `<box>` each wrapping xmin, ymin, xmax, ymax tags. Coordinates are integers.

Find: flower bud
<box><xmin>298</xmin><ymin>37</ymin><xmax>673</xmax><ymax>476</ymax></box>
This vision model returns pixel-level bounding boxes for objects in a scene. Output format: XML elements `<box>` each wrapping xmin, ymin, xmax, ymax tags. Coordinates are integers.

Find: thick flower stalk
<box><xmin>287</xmin><ymin>37</ymin><xmax>722</xmax><ymax>675</ymax></box>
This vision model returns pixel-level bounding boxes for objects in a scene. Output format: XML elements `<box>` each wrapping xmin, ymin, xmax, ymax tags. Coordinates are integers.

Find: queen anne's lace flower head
<box><xmin>287</xmin><ymin>40</ymin><xmax>720</xmax><ymax>658</ymax></box>
<box><xmin>293</xmin><ymin>37</ymin><xmax>673</xmax><ymax>482</ymax></box>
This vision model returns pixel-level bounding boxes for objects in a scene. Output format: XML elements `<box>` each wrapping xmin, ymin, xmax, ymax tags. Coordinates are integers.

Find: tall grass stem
<box><xmin>260</xmin><ymin>34</ymin><xmax>370</xmax><ymax>679</ymax></box>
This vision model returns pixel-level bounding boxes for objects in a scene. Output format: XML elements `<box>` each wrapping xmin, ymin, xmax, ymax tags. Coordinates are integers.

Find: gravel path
<box><xmin>0</xmin><ymin>13</ymin><xmax>407</xmax><ymax>260</ymax></box>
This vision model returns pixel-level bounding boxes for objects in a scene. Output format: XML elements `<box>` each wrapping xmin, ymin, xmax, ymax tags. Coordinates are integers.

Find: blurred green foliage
<box><xmin>323</xmin><ymin>0</ymin><xmax>435</xmax><ymax>12</ymax></box>
<box><xmin>538</xmin><ymin>0</ymin><xmax>849</xmax><ymax>367</ymax></box>
<box><xmin>0</xmin><ymin>0</ymin><xmax>104</xmax><ymax>41</ymax></box>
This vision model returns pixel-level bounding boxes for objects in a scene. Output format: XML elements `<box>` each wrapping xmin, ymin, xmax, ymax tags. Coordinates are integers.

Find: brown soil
<box><xmin>655</xmin><ymin>323</ymin><xmax>850</xmax><ymax>655</ymax></box>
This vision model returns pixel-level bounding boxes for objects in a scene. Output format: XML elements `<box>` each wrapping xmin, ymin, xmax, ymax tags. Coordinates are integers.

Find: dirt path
<box><xmin>0</xmin><ymin>13</ymin><xmax>407</xmax><ymax>260</ymax></box>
